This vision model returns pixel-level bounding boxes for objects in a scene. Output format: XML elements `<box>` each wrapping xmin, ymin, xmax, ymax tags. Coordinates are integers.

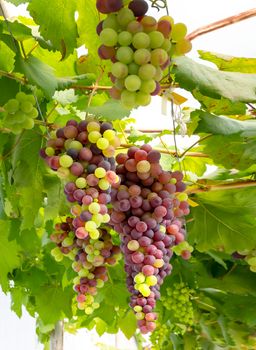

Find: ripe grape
<box><xmin>128</xmin><ymin>0</ymin><xmax>148</xmax><ymax>17</ymax></box>
<box><xmin>100</xmin><ymin>28</ymin><xmax>118</xmax><ymax>47</ymax></box>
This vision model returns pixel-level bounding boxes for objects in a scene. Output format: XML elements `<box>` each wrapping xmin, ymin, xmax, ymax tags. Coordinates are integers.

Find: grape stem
<box><xmin>179</xmin><ymin>135</ymin><xmax>213</xmax><ymax>158</ymax></box>
<box><xmin>187</xmin><ymin>180</ymin><xmax>256</xmax><ymax>194</ymax></box>
<box><xmin>0</xmin><ymin>69</ymin><xmax>26</xmax><ymax>84</ymax></box>
<box><xmin>186</xmin><ymin>8</ymin><xmax>256</xmax><ymax>41</ymax></box>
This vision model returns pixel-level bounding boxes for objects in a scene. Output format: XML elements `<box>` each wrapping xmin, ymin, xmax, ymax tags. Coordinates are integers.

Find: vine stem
<box><xmin>50</xmin><ymin>321</ymin><xmax>64</xmax><ymax>350</ymax></box>
<box><xmin>179</xmin><ymin>134</ymin><xmax>212</xmax><ymax>158</ymax></box>
<box><xmin>186</xmin><ymin>8</ymin><xmax>256</xmax><ymax>41</ymax></box>
<box><xmin>0</xmin><ymin>70</ymin><xmax>26</xmax><ymax>84</ymax></box>
<box><xmin>187</xmin><ymin>180</ymin><xmax>256</xmax><ymax>194</ymax></box>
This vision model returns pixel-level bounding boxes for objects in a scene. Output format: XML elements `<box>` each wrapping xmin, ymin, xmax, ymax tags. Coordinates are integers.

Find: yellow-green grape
<box><xmin>88</xmin><ymin>202</ymin><xmax>101</xmax><ymax>214</ymax></box>
<box><xmin>96</xmin><ymin>137</ymin><xmax>109</xmax><ymax>150</ymax></box>
<box><xmin>59</xmin><ymin>155</ymin><xmax>73</xmax><ymax>168</ymax></box>
<box><xmin>87</xmin><ymin>121</ymin><xmax>100</xmax><ymax>132</ymax></box>
<box><xmin>103</xmin><ymin>129</ymin><xmax>116</xmax><ymax>141</ymax></box>
<box><xmin>146</xmin><ymin>275</ymin><xmax>157</xmax><ymax>286</ymax></box>
<box><xmin>138</xmin><ymin>283</ymin><xmax>151</xmax><ymax>297</ymax></box>
<box><xmin>75</xmin><ymin>177</ymin><xmax>87</xmax><ymax>189</ymax></box>
<box><xmin>88</xmin><ymin>131</ymin><xmax>101</xmax><ymax>143</ymax></box>
<box><xmin>4</xmin><ymin>99</ymin><xmax>19</xmax><ymax>113</ymax></box>
<box><xmin>171</xmin><ymin>23</ymin><xmax>187</xmax><ymax>41</ymax></box>
<box><xmin>85</xmin><ymin>221</ymin><xmax>97</xmax><ymax>232</ymax></box>
<box><xmin>89</xmin><ymin>229</ymin><xmax>100</xmax><ymax>239</ymax></box>
<box><xmin>134</xmin><ymin>273</ymin><xmax>145</xmax><ymax>284</ymax></box>
<box><xmin>98</xmin><ymin>179</ymin><xmax>110</xmax><ymax>190</ymax></box>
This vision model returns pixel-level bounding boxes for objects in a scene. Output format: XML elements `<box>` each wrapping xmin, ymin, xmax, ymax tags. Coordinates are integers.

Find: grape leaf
<box><xmin>188</xmin><ymin>187</ymin><xmax>256</xmax><ymax>253</ymax></box>
<box><xmin>172</xmin><ymin>56</ymin><xmax>256</xmax><ymax>103</ymax></box>
<box><xmin>198</xmin><ymin>51</ymin><xmax>256</xmax><ymax>73</ymax></box>
<box><xmin>0</xmin><ymin>219</ymin><xmax>21</xmax><ymax>291</ymax></box>
<box><xmin>119</xmin><ymin>310</ymin><xmax>137</xmax><ymax>339</ymax></box>
<box><xmin>15</xmin><ymin>55</ymin><xmax>58</xmax><ymax>98</ymax></box>
<box><xmin>28</xmin><ymin>0</ymin><xmax>77</xmax><ymax>58</ymax></box>
<box><xmin>0</xmin><ymin>41</ymin><xmax>15</xmax><ymax>71</ymax></box>
<box><xmin>0</xmin><ymin>20</ymin><xmax>32</xmax><ymax>41</ymax></box>
<box><xmin>193</xmin><ymin>91</ymin><xmax>246</xmax><ymax>115</ymax></box>
<box><xmin>35</xmin><ymin>284</ymin><xmax>73</xmax><ymax>325</ymax></box>
<box><xmin>4</xmin><ymin>0</ymin><xmax>29</xmax><ymax>5</ymax></box>
<box><xmin>10</xmin><ymin>287</ymin><xmax>28</xmax><ymax>318</ymax></box>
<box><xmin>86</xmin><ymin>100</ymin><xmax>131</xmax><ymax>121</ymax></box>
<box><xmin>222</xmin><ymin>295</ymin><xmax>256</xmax><ymax>326</ymax></box>
<box><xmin>0</xmin><ymin>77</ymin><xmax>19</xmax><ymax>105</ymax></box>
<box><xmin>195</xmin><ymin>110</ymin><xmax>256</xmax><ymax>137</ymax></box>
<box><xmin>201</xmin><ymin>134</ymin><xmax>256</xmax><ymax>170</ymax></box>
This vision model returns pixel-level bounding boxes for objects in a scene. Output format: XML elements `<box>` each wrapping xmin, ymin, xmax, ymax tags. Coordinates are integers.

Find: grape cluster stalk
<box><xmin>109</xmin><ymin>144</ymin><xmax>190</xmax><ymax>333</ymax></box>
<box><xmin>96</xmin><ymin>0</ymin><xmax>192</xmax><ymax>108</ymax></box>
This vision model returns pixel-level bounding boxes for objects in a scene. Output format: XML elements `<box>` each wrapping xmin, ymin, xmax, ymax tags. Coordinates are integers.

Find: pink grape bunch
<box><xmin>109</xmin><ymin>144</ymin><xmax>190</xmax><ymax>333</ymax></box>
<box><xmin>50</xmin><ymin>217</ymin><xmax>121</xmax><ymax>315</ymax></box>
<box><xmin>96</xmin><ymin>0</ymin><xmax>192</xmax><ymax>109</ymax></box>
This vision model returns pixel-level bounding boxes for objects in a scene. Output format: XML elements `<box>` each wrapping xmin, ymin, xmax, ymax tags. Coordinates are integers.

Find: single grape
<box><xmin>4</xmin><ymin>99</ymin><xmax>19</xmax><ymax>113</ymax></box>
<box><xmin>140</xmin><ymin>16</ymin><xmax>157</xmax><ymax>32</ymax></box>
<box><xmin>134</xmin><ymin>48</ymin><xmax>151</xmax><ymax>65</ymax></box>
<box><xmin>132</xmin><ymin>32</ymin><xmax>150</xmax><ymax>49</ymax></box>
<box><xmin>128</xmin><ymin>0</ymin><xmax>148</xmax><ymax>17</ymax></box>
<box><xmin>127</xmin><ymin>20</ymin><xmax>143</xmax><ymax>34</ymax></box>
<box><xmin>118</xmin><ymin>31</ymin><xmax>133</xmax><ymax>46</ymax></box>
<box><xmin>138</xmin><ymin>64</ymin><xmax>156</xmax><ymax>80</ymax></box>
<box><xmin>103</xmin><ymin>13</ymin><xmax>119</xmax><ymax>31</ymax></box>
<box><xmin>124</xmin><ymin>75</ymin><xmax>141</xmax><ymax>92</ymax></box>
<box><xmin>171</xmin><ymin>23</ymin><xmax>187</xmax><ymax>41</ymax></box>
<box><xmin>150</xmin><ymin>48</ymin><xmax>168</xmax><ymax>66</ymax></box>
<box><xmin>100</xmin><ymin>28</ymin><xmax>118</xmax><ymax>47</ymax></box>
<box><xmin>117</xmin><ymin>8</ymin><xmax>135</xmax><ymax>28</ymax></box>
<box><xmin>136</xmin><ymin>91</ymin><xmax>151</xmax><ymax>106</ymax></box>
<box><xmin>121</xmin><ymin>89</ymin><xmax>137</xmax><ymax>108</ymax></box>
<box><xmin>116</xmin><ymin>46</ymin><xmax>134</xmax><ymax>64</ymax></box>
<box><xmin>111</xmin><ymin>62</ymin><xmax>129</xmax><ymax>78</ymax></box>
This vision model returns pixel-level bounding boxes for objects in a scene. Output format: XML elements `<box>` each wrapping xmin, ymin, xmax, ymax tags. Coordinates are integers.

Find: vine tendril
<box><xmin>149</xmin><ymin>0</ymin><xmax>169</xmax><ymax>15</ymax></box>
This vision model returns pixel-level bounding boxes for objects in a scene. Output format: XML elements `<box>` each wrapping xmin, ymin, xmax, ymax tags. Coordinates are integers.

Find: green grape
<box><xmin>138</xmin><ymin>64</ymin><xmax>156</xmax><ymax>80</ymax></box>
<box><xmin>161</xmin><ymin>38</ymin><xmax>172</xmax><ymax>52</ymax></box>
<box><xmin>134</xmin><ymin>273</ymin><xmax>145</xmax><ymax>284</ymax></box>
<box><xmin>136</xmin><ymin>91</ymin><xmax>151</xmax><ymax>106</ymax></box>
<box><xmin>128</xmin><ymin>62</ymin><xmax>139</xmax><ymax>75</ymax></box>
<box><xmin>14</xmin><ymin>111</ymin><xmax>27</xmax><ymax>124</ymax></box>
<box><xmin>26</xmin><ymin>94</ymin><xmax>36</xmax><ymax>105</ymax></box>
<box><xmin>96</xmin><ymin>137</ymin><xmax>109</xmax><ymax>150</ymax></box>
<box><xmin>75</xmin><ymin>177</ymin><xmax>87</xmax><ymax>189</ymax></box>
<box><xmin>132</xmin><ymin>32</ymin><xmax>150</xmax><ymax>49</ymax></box>
<box><xmin>138</xmin><ymin>283</ymin><xmax>151</xmax><ymax>297</ymax></box>
<box><xmin>88</xmin><ymin>130</ymin><xmax>101</xmax><ymax>143</ymax></box>
<box><xmin>116</xmin><ymin>46</ymin><xmax>134</xmax><ymax>64</ymax></box>
<box><xmin>22</xmin><ymin>118</ymin><xmax>34</xmax><ymax>130</ymax></box>
<box><xmin>103</xmin><ymin>14</ymin><xmax>119</xmax><ymax>31</ymax></box>
<box><xmin>95</xmin><ymin>167</ymin><xmax>107</xmax><ymax>178</ymax></box>
<box><xmin>103</xmin><ymin>129</ymin><xmax>115</xmax><ymax>141</ymax></box>
<box><xmin>87</xmin><ymin>121</ymin><xmax>100</xmax><ymax>132</ymax></box>
<box><xmin>89</xmin><ymin>202</ymin><xmax>101</xmax><ymax>214</ymax></box>
<box><xmin>124</xmin><ymin>75</ymin><xmax>141</xmax><ymax>92</ymax></box>
<box><xmin>98</xmin><ymin>178</ymin><xmax>110</xmax><ymax>190</ymax></box>
<box><xmin>59</xmin><ymin>154</ymin><xmax>73</xmax><ymax>168</ymax></box>
<box><xmin>171</xmin><ymin>23</ymin><xmax>187</xmax><ymax>41</ymax></box>
<box><xmin>134</xmin><ymin>48</ymin><xmax>151</xmax><ymax>65</ymax></box>
<box><xmin>146</xmin><ymin>275</ymin><xmax>157</xmax><ymax>286</ymax></box>
<box><xmin>69</xmin><ymin>140</ymin><xmax>83</xmax><ymax>150</ymax></box>
<box><xmin>100</xmin><ymin>28</ymin><xmax>118</xmax><ymax>47</ymax></box>
<box><xmin>111</xmin><ymin>62</ymin><xmax>129</xmax><ymax>78</ymax></box>
<box><xmin>149</xmin><ymin>31</ymin><xmax>165</xmax><ymax>49</ymax></box>
<box><xmin>117</xmin><ymin>8</ymin><xmax>135</xmax><ymax>27</ymax></box>
<box><xmin>140</xmin><ymin>79</ymin><xmax>156</xmax><ymax>94</ymax></box>
<box><xmin>20</xmin><ymin>101</ymin><xmax>33</xmax><ymax>113</ymax></box>
<box><xmin>118</xmin><ymin>31</ymin><xmax>133</xmax><ymax>46</ymax></box>
<box><xmin>4</xmin><ymin>99</ymin><xmax>19</xmax><ymax>113</ymax></box>
<box><xmin>121</xmin><ymin>89</ymin><xmax>136</xmax><ymax>108</ymax></box>
<box><xmin>45</xmin><ymin>147</ymin><xmax>55</xmax><ymax>156</ymax></box>
<box><xmin>154</xmin><ymin>66</ymin><xmax>163</xmax><ymax>81</ymax></box>
<box><xmin>27</xmin><ymin>107</ymin><xmax>38</xmax><ymax>119</ymax></box>
<box><xmin>16</xmin><ymin>91</ymin><xmax>28</xmax><ymax>102</ymax></box>
<box><xmin>127</xmin><ymin>20</ymin><xmax>143</xmax><ymax>34</ymax></box>
<box><xmin>174</xmin><ymin>38</ymin><xmax>192</xmax><ymax>55</ymax></box>
<box><xmin>151</xmin><ymin>48</ymin><xmax>168</xmax><ymax>66</ymax></box>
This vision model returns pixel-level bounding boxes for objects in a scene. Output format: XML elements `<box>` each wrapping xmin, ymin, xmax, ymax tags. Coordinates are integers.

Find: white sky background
<box><xmin>0</xmin><ymin>0</ymin><xmax>256</xmax><ymax>349</ymax></box>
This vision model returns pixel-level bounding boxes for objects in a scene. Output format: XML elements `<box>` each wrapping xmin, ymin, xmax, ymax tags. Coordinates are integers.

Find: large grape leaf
<box><xmin>198</xmin><ymin>51</ymin><xmax>256</xmax><ymax>73</ymax></box>
<box><xmin>86</xmin><ymin>100</ymin><xmax>131</xmax><ymax>121</ymax></box>
<box><xmin>0</xmin><ymin>41</ymin><xmax>15</xmax><ymax>71</ymax></box>
<box><xmin>28</xmin><ymin>0</ymin><xmax>77</xmax><ymax>58</ymax></box>
<box><xmin>4</xmin><ymin>0</ymin><xmax>28</xmax><ymax>5</ymax></box>
<box><xmin>193</xmin><ymin>91</ymin><xmax>246</xmax><ymax>115</ymax></box>
<box><xmin>15</xmin><ymin>55</ymin><xmax>58</xmax><ymax>98</ymax></box>
<box><xmin>35</xmin><ymin>284</ymin><xmax>73</xmax><ymax>325</ymax></box>
<box><xmin>172</xmin><ymin>56</ymin><xmax>256</xmax><ymax>103</ymax></box>
<box><xmin>201</xmin><ymin>134</ymin><xmax>256</xmax><ymax>170</ymax></box>
<box><xmin>188</xmin><ymin>187</ymin><xmax>256</xmax><ymax>253</ymax></box>
<box><xmin>0</xmin><ymin>220</ymin><xmax>21</xmax><ymax>292</ymax></box>
<box><xmin>194</xmin><ymin>110</ymin><xmax>256</xmax><ymax>137</ymax></box>
<box><xmin>0</xmin><ymin>77</ymin><xmax>19</xmax><ymax>105</ymax></box>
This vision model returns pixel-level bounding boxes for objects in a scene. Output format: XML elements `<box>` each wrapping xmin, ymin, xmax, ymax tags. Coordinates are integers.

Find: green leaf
<box><xmin>0</xmin><ymin>41</ymin><xmax>15</xmax><ymax>71</ymax></box>
<box><xmin>10</xmin><ymin>286</ymin><xmax>28</xmax><ymax>318</ymax></box>
<box><xmin>206</xmin><ymin>251</ymin><xmax>228</xmax><ymax>270</ymax></box>
<box><xmin>28</xmin><ymin>0</ymin><xmax>78</xmax><ymax>58</ymax></box>
<box><xmin>0</xmin><ymin>219</ymin><xmax>21</xmax><ymax>291</ymax></box>
<box><xmin>195</xmin><ymin>110</ymin><xmax>256</xmax><ymax>137</ymax></box>
<box><xmin>4</xmin><ymin>0</ymin><xmax>28</xmax><ymax>5</ymax></box>
<box><xmin>56</xmin><ymin>73</ymin><xmax>96</xmax><ymax>90</ymax></box>
<box><xmin>202</xmin><ymin>134</ymin><xmax>256</xmax><ymax>170</ymax></box>
<box><xmin>193</xmin><ymin>91</ymin><xmax>246</xmax><ymax>115</ymax></box>
<box><xmin>173</xmin><ymin>156</ymin><xmax>210</xmax><ymax>176</ymax></box>
<box><xmin>36</xmin><ymin>284</ymin><xmax>73</xmax><ymax>325</ymax></box>
<box><xmin>15</xmin><ymin>55</ymin><xmax>58</xmax><ymax>98</ymax></box>
<box><xmin>172</xmin><ymin>56</ymin><xmax>256</xmax><ymax>103</ymax></box>
<box><xmin>86</xmin><ymin>100</ymin><xmax>131</xmax><ymax>121</ymax></box>
<box><xmin>95</xmin><ymin>318</ymin><xmax>107</xmax><ymax>336</ymax></box>
<box><xmin>188</xmin><ymin>187</ymin><xmax>256</xmax><ymax>253</ymax></box>
<box><xmin>0</xmin><ymin>20</ymin><xmax>32</xmax><ymax>41</ymax></box>
<box><xmin>223</xmin><ymin>295</ymin><xmax>256</xmax><ymax>326</ymax></box>
<box><xmin>119</xmin><ymin>310</ymin><xmax>137</xmax><ymax>339</ymax></box>
<box><xmin>198</xmin><ymin>51</ymin><xmax>256</xmax><ymax>73</ymax></box>
<box><xmin>53</xmin><ymin>89</ymin><xmax>78</xmax><ymax>106</ymax></box>
<box><xmin>0</xmin><ymin>77</ymin><xmax>19</xmax><ymax>105</ymax></box>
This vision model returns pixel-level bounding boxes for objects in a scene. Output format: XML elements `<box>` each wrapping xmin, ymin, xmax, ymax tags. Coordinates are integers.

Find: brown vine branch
<box><xmin>186</xmin><ymin>8</ymin><xmax>256</xmax><ymax>41</ymax></box>
<box><xmin>0</xmin><ymin>70</ymin><xmax>26</xmax><ymax>84</ymax></box>
<box><xmin>187</xmin><ymin>180</ymin><xmax>256</xmax><ymax>194</ymax></box>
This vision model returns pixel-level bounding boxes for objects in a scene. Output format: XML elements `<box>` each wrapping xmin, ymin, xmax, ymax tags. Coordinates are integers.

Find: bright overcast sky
<box><xmin>0</xmin><ymin>1</ymin><xmax>256</xmax><ymax>349</ymax></box>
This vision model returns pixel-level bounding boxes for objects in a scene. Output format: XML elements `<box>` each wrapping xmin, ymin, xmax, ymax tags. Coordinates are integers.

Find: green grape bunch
<box><xmin>2</xmin><ymin>92</ymin><xmax>38</xmax><ymax>134</ymax></box>
<box><xmin>161</xmin><ymin>282</ymin><xmax>195</xmax><ymax>329</ymax></box>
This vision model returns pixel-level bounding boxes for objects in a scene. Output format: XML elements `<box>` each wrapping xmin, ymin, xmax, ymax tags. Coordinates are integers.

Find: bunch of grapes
<box><xmin>96</xmin><ymin>0</ymin><xmax>192</xmax><ymax>108</ymax></box>
<box><xmin>161</xmin><ymin>282</ymin><xmax>194</xmax><ymax>329</ymax></box>
<box><xmin>2</xmin><ymin>92</ymin><xmax>38</xmax><ymax>134</ymax></box>
<box><xmin>50</xmin><ymin>217</ymin><xmax>121</xmax><ymax>314</ymax></box>
<box><xmin>150</xmin><ymin>323</ymin><xmax>170</xmax><ymax>350</ymax></box>
<box><xmin>109</xmin><ymin>144</ymin><xmax>190</xmax><ymax>333</ymax></box>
